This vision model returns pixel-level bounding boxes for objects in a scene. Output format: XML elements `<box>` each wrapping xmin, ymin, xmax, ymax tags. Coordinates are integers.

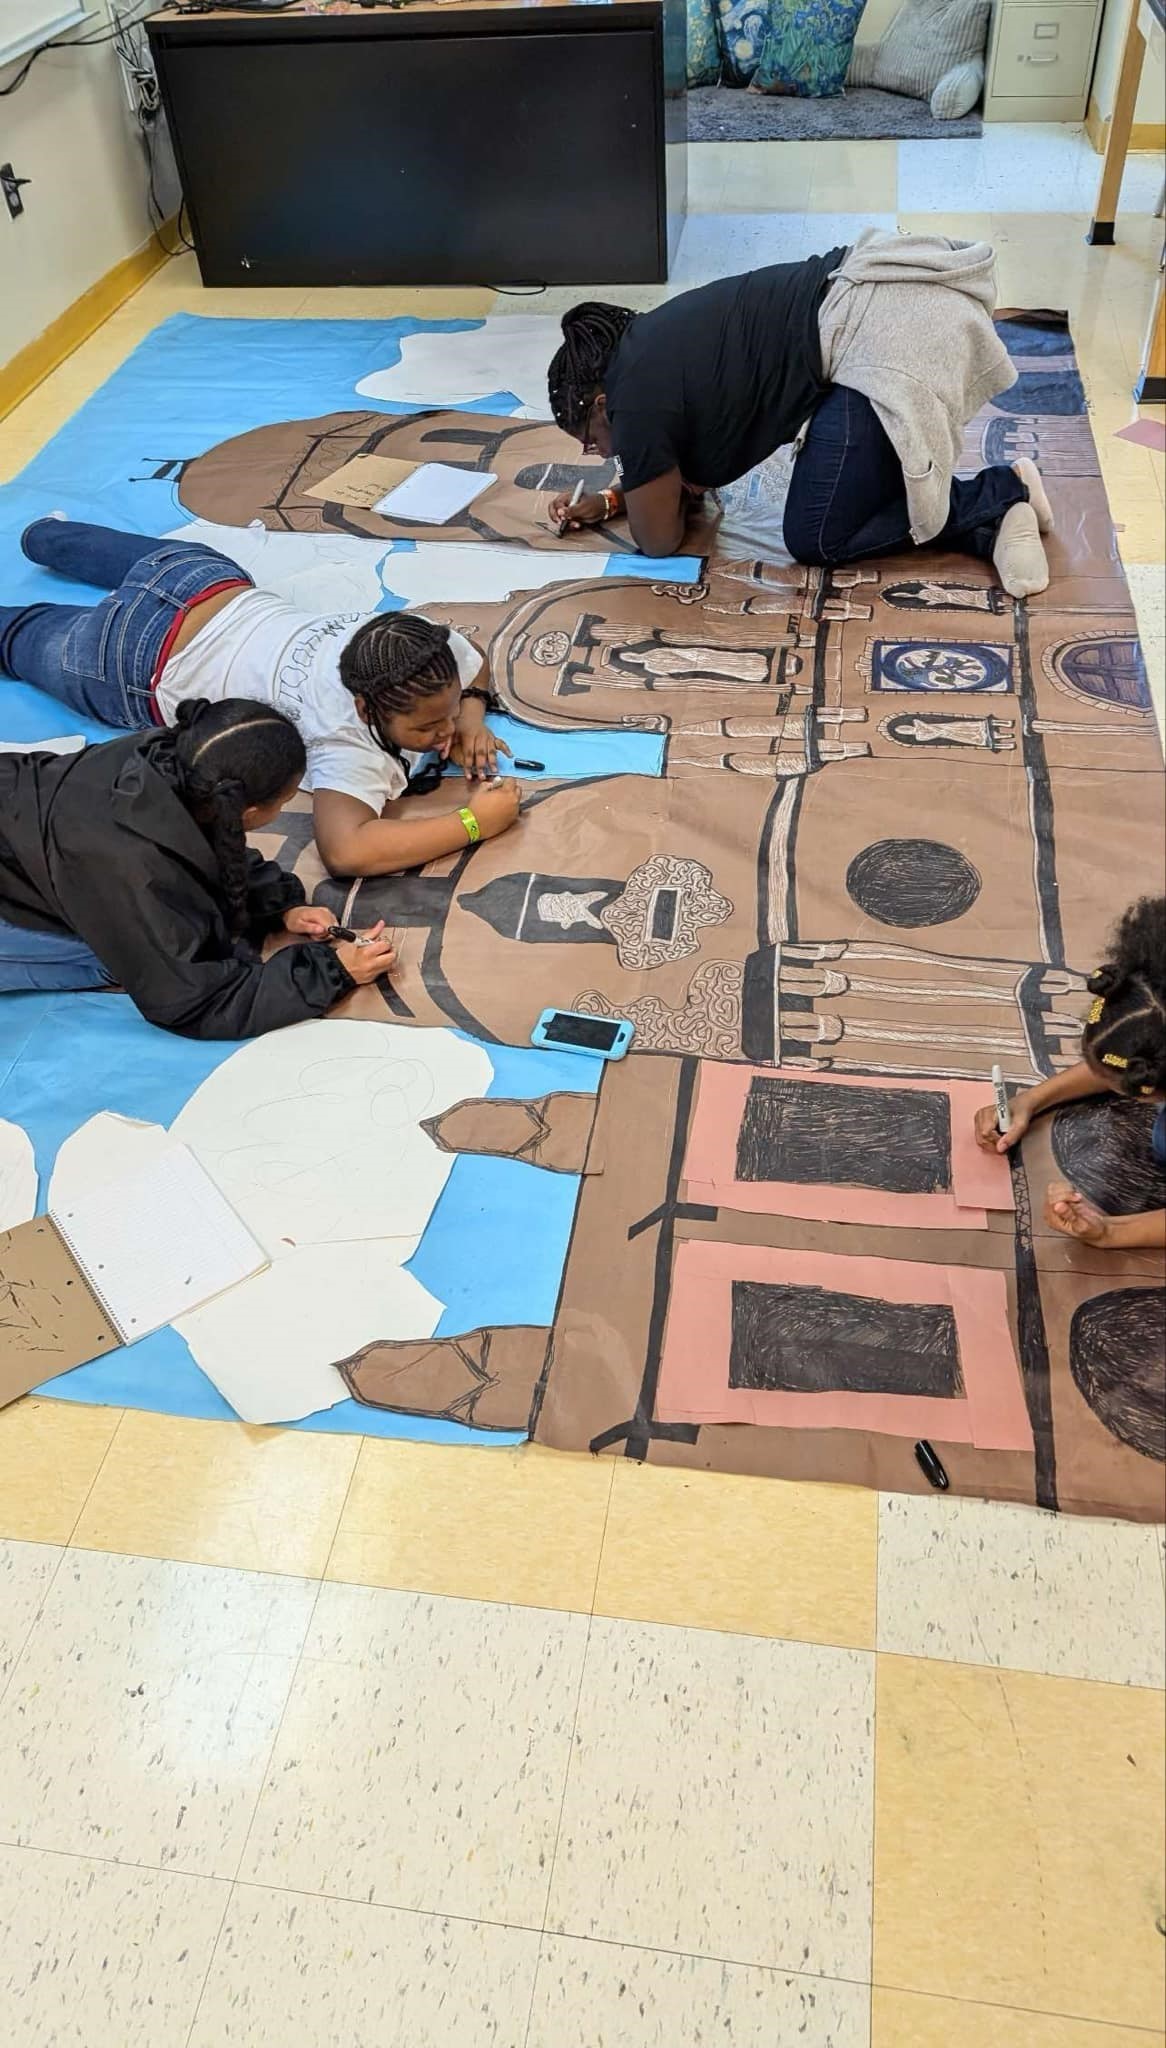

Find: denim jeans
<box><xmin>0</xmin><ymin>918</ymin><xmax>112</xmax><ymax>993</ymax></box>
<box><xmin>0</xmin><ymin>519</ymin><xmax>252</xmax><ymax>727</ymax></box>
<box><xmin>783</xmin><ymin>384</ymin><xmax>1028</xmax><ymax>568</ymax></box>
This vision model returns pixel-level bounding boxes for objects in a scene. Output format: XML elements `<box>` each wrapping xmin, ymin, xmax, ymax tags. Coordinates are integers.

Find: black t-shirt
<box><xmin>604</xmin><ymin>251</ymin><xmax>845</xmax><ymax>493</ymax></box>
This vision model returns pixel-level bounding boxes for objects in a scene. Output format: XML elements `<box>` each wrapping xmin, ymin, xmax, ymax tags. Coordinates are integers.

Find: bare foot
<box><xmin>994</xmin><ymin>502</ymin><xmax>1049</xmax><ymax>597</ymax></box>
<box><xmin>1012</xmin><ymin>457</ymin><xmax>1054</xmax><ymax>535</ymax></box>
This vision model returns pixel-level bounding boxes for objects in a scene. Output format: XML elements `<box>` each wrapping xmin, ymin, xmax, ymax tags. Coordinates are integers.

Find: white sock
<box><xmin>46</xmin><ymin>509</ymin><xmax>69</xmax><ymax>522</ymax></box>
<box><xmin>994</xmin><ymin>502</ymin><xmax>1049</xmax><ymax>597</ymax></box>
<box><xmin>1012</xmin><ymin>458</ymin><xmax>1054</xmax><ymax>535</ymax></box>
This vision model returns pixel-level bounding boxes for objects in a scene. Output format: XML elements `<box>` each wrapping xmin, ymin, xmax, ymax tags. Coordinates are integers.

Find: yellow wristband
<box><xmin>459</xmin><ymin>807</ymin><xmax>481</xmax><ymax>844</ymax></box>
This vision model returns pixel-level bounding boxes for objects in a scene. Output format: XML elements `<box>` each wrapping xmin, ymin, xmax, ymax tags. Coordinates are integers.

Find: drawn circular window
<box><xmin>1069</xmin><ymin>1288</ymin><xmax>1166</xmax><ymax>1462</ymax></box>
<box><xmin>1051</xmin><ymin>1099</ymin><xmax>1166</xmax><ymax>1217</ymax></box>
<box><xmin>845</xmin><ymin>839</ymin><xmax>981</xmax><ymax>928</ymax></box>
<box><xmin>531</xmin><ymin>630</ymin><xmax>571</xmax><ymax>667</ymax></box>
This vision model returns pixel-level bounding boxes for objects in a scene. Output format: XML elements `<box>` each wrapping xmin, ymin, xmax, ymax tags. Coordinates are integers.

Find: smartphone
<box><xmin>530</xmin><ymin>1007</ymin><xmax>635</xmax><ymax>1061</ymax></box>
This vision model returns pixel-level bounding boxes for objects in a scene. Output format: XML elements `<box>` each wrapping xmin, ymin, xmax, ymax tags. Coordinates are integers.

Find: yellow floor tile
<box><xmin>325</xmin><ymin>1438</ymin><xmax>613</xmax><ymax>1612</ymax></box>
<box><xmin>874</xmin><ymin>1655</ymin><xmax>1166</xmax><ymax>2033</ymax></box>
<box><xmin>594</xmin><ymin>1462</ymin><xmax>876</xmax><ymax>1649</ymax></box>
<box><xmin>873</xmin><ymin>1988</ymin><xmax>1162</xmax><ymax>2048</ymax></box>
<box><xmin>72</xmin><ymin>1410</ymin><xmax>358</xmax><ymax>1579</ymax></box>
<box><xmin>0</xmin><ymin>1400</ymin><xmax>121</xmax><ymax>1545</ymax></box>
<box><xmin>300</xmin><ymin>286</ymin><xmax>496</xmax><ymax>319</ymax></box>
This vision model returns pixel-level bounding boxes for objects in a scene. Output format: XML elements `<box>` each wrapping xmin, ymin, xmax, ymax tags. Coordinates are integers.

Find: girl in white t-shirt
<box><xmin>0</xmin><ymin>517</ymin><xmax>522</xmax><ymax>880</ymax></box>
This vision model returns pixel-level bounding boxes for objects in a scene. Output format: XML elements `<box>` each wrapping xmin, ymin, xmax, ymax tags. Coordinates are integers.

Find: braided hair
<box><xmin>547</xmin><ymin>301</ymin><xmax>636</xmax><ymax>440</ymax></box>
<box><xmin>338</xmin><ymin>613</ymin><xmax>459</xmax><ymax>755</ymax></box>
<box><xmin>173</xmin><ymin>698</ymin><xmax>305</xmax><ymax>936</ymax></box>
<box><xmin>1081</xmin><ymin>895</ymin><xmax>1166</xmax><ymax>1096</ymax></box>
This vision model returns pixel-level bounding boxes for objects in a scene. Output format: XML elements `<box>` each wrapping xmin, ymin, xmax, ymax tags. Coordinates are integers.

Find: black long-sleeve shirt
<box><xmin>0</xmin><ymin>729</ymin><xmax>353</xmax><ymax>1039</ymax></box>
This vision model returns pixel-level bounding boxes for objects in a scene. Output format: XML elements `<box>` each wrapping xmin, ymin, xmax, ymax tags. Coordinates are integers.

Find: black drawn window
<box><xmin>735</xmin><ymin>1078</ymin><xmax>952</xmax><ymax>1195</ymax></box>
<box><xmin>729</xmin><ymin>1281</ymin><xmax>964</xmax><ymax>1399</ymax></box>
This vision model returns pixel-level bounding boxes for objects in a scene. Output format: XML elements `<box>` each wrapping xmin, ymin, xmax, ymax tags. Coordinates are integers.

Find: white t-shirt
<box><xmin>157</xmin><ymin>590</ymin><xmax>482</xmax><ymax>810</ymax></box>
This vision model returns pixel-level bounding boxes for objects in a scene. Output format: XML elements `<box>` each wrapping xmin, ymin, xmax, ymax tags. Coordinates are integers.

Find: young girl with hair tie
<box><xmin>0</xmin><ymin>699</ymin><xmax>396</xmax><ymax>1038</ymax></box>
<box><xmin>975</xmin><ymin>897</ymin><xmax>1166</xmax><ymax>1251</ymax></box>
<box><xmin>0</xmin><ymin>518</ymin><xmax>521</xmax><ymax>882</ymax></box>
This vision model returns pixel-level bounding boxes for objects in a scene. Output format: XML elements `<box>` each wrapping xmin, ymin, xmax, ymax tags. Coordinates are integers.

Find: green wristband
<box><xmin>459</xmin><ymin>806</ymin><xmax>481</xmax><ymax>844</ymax></box>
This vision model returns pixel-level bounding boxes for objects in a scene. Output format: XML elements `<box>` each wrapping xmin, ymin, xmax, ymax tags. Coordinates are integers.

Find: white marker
<box><xmin>992</xmin><ymin>1063</ymin><xmax>1011</xmax><ymax>1134</ymax></box>
<box><xmin>558</xmin><ymin>477</ymin><xmax>585</xmax><ymax>533</ymax></box>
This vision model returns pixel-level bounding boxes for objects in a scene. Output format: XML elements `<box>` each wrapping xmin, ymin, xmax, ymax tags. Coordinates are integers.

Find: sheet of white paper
<box><xmin>0</xmin><ymin>1120</ymin><xmax>36</xmax><ymax>1232</ymax></box>
<box><xmin>380</xmin><ymin>542</ymin><xmax>610</xmax><ymax>609</ymax></box>
<box><xmin>171</xmin><ymin>1019</ymin><xmax>493</xmax><ymax>1261</ymax></box>
<box><xmin>164</xmin><ymin>519</ymin><xmax>396</xmax><ymax>613</ymax></box>
<box><xmin>0</xmin><ymin>735</ymin><xmax>86</xmax><ymax>756</ymax></box>
<box><xmin>48</xmin><ymin>1112</ymin><xmax>171</xmax><ymax>1216</ymax></box>
<box><xmin>355</xmin><ymin>315</ymin><xmax>559</xmax><ymax>416</ymax></box>
<box><xmin>164</xmin><ymin>519</ymin><xmax>606</xmax><ymax>612</ymax></box>
<box><xmin>375</xmin><ymin>464</ymin><xmax>495</xmax><ymax>526</ymax></box>
<box><xmin>175</xmin><ymin>1240</ymin><xmax>443</xmax><ymax>1424</ymax></box>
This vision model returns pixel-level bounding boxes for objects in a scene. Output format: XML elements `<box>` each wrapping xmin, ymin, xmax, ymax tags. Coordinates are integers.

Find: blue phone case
<box><xmin>531</xmin><ymin>1007</ymin><xmax>635</xmax><ymax>1061</ymax></box>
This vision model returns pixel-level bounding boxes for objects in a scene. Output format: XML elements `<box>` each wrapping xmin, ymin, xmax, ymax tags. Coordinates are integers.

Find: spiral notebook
<box><xmin>0</xmin><ymin>1144</ymin><xmax>268</xmax><ymax>1409</ymax></box>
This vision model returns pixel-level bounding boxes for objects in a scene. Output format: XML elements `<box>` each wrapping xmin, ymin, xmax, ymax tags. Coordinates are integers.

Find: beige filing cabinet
<box><xmin>983</xmin><ymin>0</ymin><xmax>1105</xmax><ymax>117</ymax></box>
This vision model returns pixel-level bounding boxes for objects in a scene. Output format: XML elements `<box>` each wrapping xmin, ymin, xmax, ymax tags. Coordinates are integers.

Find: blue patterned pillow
<box><xmin>754</xmin><ymin>0</ymin><xmax>867</xmax><ymax>94</ymax></box>
<box><xmin>715</xmin><ymin>0</ymin><xmax>770</xmax><ymax>83</ymax></box>
<box><xmin>687</xmin><ymin>0</ymin><xmax>724</xmax><ymax>85</ymax></box>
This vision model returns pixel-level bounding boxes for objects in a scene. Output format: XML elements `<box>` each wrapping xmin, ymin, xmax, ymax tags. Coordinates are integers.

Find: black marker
<box><xmin>512</xmin><ymin>758</ymin><xmax>545</xmax><ymax>772</ymax></box>
<box><xmin>914</xmin><ymin>1440</ymin><xmax>949</xmax><ymax>1490</ymax></box>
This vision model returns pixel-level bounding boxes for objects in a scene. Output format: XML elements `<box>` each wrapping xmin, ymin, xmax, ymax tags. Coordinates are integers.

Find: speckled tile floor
<box><xmin>0</xmin><ymin>128</ymin><xmax>1163</xmax><ymax>2048</ymax></box>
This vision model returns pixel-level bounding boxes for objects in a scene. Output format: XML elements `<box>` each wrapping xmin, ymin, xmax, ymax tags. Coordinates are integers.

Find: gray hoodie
<box><xmin>818</xmin><ymin>228</ymin><xmax>1018</xmax><ymax>544</ymax></box>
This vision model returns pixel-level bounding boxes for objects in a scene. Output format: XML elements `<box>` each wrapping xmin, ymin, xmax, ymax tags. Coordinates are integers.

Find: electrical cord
<box><xmin>1</xmin><ymin>4</ymin><xmax>159</xmax><ymax>95</ymax></box>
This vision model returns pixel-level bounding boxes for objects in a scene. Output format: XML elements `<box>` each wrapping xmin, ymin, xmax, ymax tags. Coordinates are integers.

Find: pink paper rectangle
<box><xmin>656</xmin><ymin>1238</ymin><xmax>1031</xmax><ymax>1453</ymax></box>
<box><xmin>683</xmin><ymin>1064</ymin><xmax>1013</xmax><ymax>1228</ymax></box>
<box><xmin>1115</xmin><ymin>419</ymin><xmax>1166</xmax><ymax>452</ymax></box>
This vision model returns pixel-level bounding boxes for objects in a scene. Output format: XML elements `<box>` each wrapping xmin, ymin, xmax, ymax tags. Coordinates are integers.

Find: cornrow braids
<box><xmin>1080</xmin><ymin>894</ymin><xmax>1166</xmax><ymax>1096</ymax></box>
<box><xmin>547</xmin><ymin>301</ymin><xmax>636</xmax><ymax>439</ymax></box>
<box><xmin>173</xmin><ymin>698</ymin><xmax>305</xmax><ymax>936</ymax></box>
<box><xmin>338</xmin><ymin>613</ymin><xmax>459</xmax><ymax>755</ymax></box>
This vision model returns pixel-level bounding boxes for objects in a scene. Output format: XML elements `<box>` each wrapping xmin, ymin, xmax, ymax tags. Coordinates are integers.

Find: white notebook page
<box><xmin>374</xmin><ymin>463</ymin><xmax>496</xmax><ymax>524</ymax></box>
<box><xmin>50</xmin><ymin>1143</ymin><xmax>268</xmax><ymax>1344</ymax></box>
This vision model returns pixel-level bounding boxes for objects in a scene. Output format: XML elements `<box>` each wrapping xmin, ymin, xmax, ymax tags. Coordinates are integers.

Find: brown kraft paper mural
<box><xmin>235</xmin><ymin>314</ymin><xmax>1164</xmax><ymax>1515</ymax></box>
<box><xmin>336</xmin><ymin>1054</ymin><xmax>1165</xmax><ymax>1522</ymax></box>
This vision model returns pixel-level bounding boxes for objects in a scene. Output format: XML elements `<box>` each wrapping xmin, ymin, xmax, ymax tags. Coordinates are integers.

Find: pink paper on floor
<box><xmin>655</xmin><ymin>1239</ymin><xmax>1032</xmax><ymax>1452</ymax></box>
<box><xmin>1114</xmin><ymin>419</ymin><xmax>1166</xmax><ymax>452</ymax></box>
<box><xmin>683</xmin><ymin>1064</ymin><xmax>1013</xmax><ymax>1228</ymax></box>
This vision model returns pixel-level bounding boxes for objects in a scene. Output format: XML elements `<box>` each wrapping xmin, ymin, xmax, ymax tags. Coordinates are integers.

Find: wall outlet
<box><xmin>1</xmin><ymin>164</ymin><xmax>31</xmax><ymax>221</ymax></box>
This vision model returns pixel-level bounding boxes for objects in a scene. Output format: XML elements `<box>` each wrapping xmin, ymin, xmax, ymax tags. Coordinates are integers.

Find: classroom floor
<box><xmin>0</xmin><ymin>126</ymin><xmax>1164</xmax><ymax>2048</ymax></box>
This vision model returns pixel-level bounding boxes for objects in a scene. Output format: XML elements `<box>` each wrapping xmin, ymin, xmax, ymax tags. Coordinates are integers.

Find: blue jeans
<box><xmin>0</xmin><ymin>918</ymin><xmax>112</xmax><ymax>993</ymax></box>
<box><xmin>784</xmin><ymin>384</ymin><xmax>1027</xmax><ymax>567</ymax></box>
<box><xmin>0</xmin><ymin>519</ymin><xmax>252</xmax><ymax>726</ymax></box>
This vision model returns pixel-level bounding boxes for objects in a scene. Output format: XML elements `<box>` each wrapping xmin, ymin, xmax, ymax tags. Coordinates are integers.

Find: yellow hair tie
<box><xmin>1087</xmin><ymin>995</ymin><xmax>1105</xmax><ymax>1024</ymax></box>
<box><xmin>1101</xmin><ymin>1052</ymin><xmax>1129</xmax><ymax>1069</ymax></box>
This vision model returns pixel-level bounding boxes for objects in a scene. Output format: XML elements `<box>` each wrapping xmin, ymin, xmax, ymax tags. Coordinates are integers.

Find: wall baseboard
<box><xmin>0</xmin><ymin>223</ymin><xmax>176</xmax><ymax>423</ymax></box>
<box><xmin>1085</xmin><ymin>93</ymin><xmax>1166</xmax><ymax>155</ymax></box>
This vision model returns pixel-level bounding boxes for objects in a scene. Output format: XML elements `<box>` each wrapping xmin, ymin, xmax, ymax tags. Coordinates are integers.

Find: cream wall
<box><xmin>1091</xmin><ymin>0</ymin><xmax>1165</xmax><ymax>125</ymax></box>
<box><xmin>0</xmin><ymin>9</ymin><xmax>154</xmax><ymax>366</ymax></box>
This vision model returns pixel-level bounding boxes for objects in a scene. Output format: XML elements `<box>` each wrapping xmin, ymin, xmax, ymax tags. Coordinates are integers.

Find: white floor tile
<box><xmin>877</xmin><ymin>1493</ymin><xmax>1166</xmax><ymax>1687</ymax></box>
<box><xmin>671</xmin><ymin>212</ymin><xmax>895</xmax><ymax>288</ymax></box>
<box><xmin>188</xmin><ymin>1884</ymin><xmax>539</xmax><ymax>2048</ymax></box>
<box><xmin>527</xmin><ymin>1935</ymin><xmax>871</xmax><ymax>2048</ymax></box>
<box><xmin>898</xmin><ymin>122</ymin><xmax>1148</xmax><ymax>216</ymax></box>
<box><xmin>0</xmin><ymin>1551</ymin><xmax>317</xmax><ymax>1877</ymax></box>
<box><xmin>546</xmin><ymin>1618</ymin><xmax>874</xmax><ymax>1976</ymax></box>
<box><xmin>0</xmin><ymin>1540</ymin><xmax>59</xmax><ymax>1692</ymax></box>
<box><xmin>240</xmin><ymin>1583</ymin><xmax>588</xmax><ymax>1924</ymax></box>
<box><xmin>0</xmin><ymin>1844</ymin><xmax>226</xmax><ymax>2048</ymax></box>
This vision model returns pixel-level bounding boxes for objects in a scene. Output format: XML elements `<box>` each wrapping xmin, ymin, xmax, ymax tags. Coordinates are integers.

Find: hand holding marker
<box><xmin>556</xmin><ymin>478</ymin><xmax>585</xmax><ymax>535</ymax></box>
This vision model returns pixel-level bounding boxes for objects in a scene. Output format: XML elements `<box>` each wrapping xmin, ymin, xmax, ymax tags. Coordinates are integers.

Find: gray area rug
<box><xmin>687</xmin><ymin>84</ymin><xmax>983</xmax><ymax>141</ymax></box>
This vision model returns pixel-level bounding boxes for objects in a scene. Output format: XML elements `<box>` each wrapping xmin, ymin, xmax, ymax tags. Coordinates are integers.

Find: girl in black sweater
<box><xmin>0</xmin><ymin>698</ymin><xmax>394</xmax><ymax>1039</ymax></box>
